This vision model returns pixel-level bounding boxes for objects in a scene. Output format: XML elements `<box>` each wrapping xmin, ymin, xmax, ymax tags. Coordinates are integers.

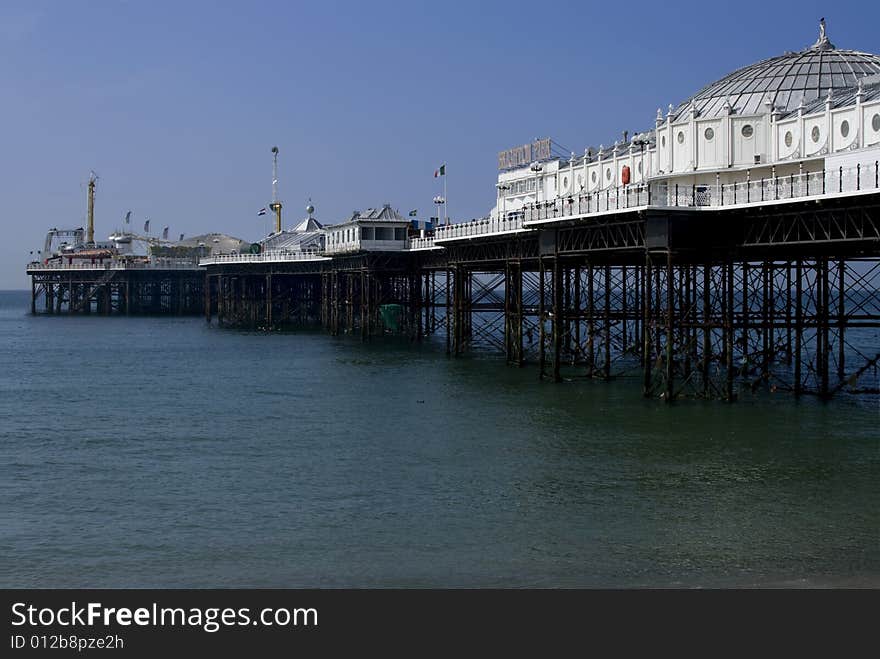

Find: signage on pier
<box><xmin>498</xmin><ymin>138</ymin><xmax>552</xmax><ymax>171</ymax></box>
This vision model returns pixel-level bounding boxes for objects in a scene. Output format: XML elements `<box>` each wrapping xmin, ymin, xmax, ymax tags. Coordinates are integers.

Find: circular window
<box><xmin>840</xmin><ymin>120</ymin><xmax>849</xmax><ymax>138</ymax></box>
<box><xmin>577</xmin><ymin>173</ymin><xmax>584</xmax><ymax>187</ymax></box>
<box><xmin>562</xmin><ymin>176</ymin><xmax>569</xmax><ymax>190</ymax></box>
<box><xmin>874</xmin><ymin>114</ymin><xmax>880</xmax><ymax>132</ymax></box>
<box><xmin>784</xmin><ymin>131</ymin><xmax>793</xmax><ymax>148</ymax></box>
<box><xmin>811</xmin><ymin>126</ymin><xmax>820</xmax><ymax>143</ymax></box>
<box><xmin>661</xmin><ymin>135</ymin><xmax>666</xmax><ymax>148</ymax></box>
<box><xmin>605</xmin><ymin>168</ymin><xmax>611</xmax><ymax>181</ymax></box>
<box><xmin>677</xmin><ymin>131</ymin><xmax>684</xmax><ymax>144</ymax></box>
<box><xmin>704</xmin><ymin>127</ymin><xmax>714</xmax><ymax>141</ymax></box>
<box><xmin>741</xmin><ymin>124</ymin><xmax>754</xmax><ymax>138</ymax></box>
<box><xmin>591</xmin><ymin>171</ymin><xmax>597</xmax><ymax>184</ymax></box>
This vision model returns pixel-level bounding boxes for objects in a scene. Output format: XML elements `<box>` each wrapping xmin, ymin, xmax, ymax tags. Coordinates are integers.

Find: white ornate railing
<box><xmin>522</xmin><ymin>184</ymin><xmax>652</xmax><ymax>222</ymax></box>
<box><xmin>30</xmin><ymin>161</ymin><xmax>879</xmax><ymax>266</ymax></box>
<box><xmin>433</xmin><ymin>213</ymin><xmax>525</xmax><ymax>242</ymax></box>
<box><xmin>199</xmin><ymin>250</ymin><xmax>330</xmax><ymax>265</ymax></box>
<box><xmin>27</xmin><ymin>259</ymin><xmax>202</xmax><ymax>271</ymax></box>
<box><xmin>408</xmin><ymin>160</ymin><xmax>880</xmax><ymax>249</ymax></box>
<box><xmin>406</xmin><ymin>236</ymin><xmax>441</xmax><ymax>250</ymax></box>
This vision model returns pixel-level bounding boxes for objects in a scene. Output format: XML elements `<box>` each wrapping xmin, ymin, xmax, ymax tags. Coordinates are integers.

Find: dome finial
<box><xmin>812</xmin><ymin>17</ymin><xmax>834</xmax><ymax>50</ymax></box>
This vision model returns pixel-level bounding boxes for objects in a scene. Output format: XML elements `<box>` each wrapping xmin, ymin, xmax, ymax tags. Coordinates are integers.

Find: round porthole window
<box><xmin>840</xmin><ymin>120</ymin><xmax>849</xmax><ymax>138</ymax></box>
<box><xmin>704</xmin><ymin>127</ymin><xmax>714</xmax><ymax>141</ymax></box>
<box><xmin>562</xmin><ymin>176</ymin><xmax>569</xmax><ymax>190</ymax></box>
<box><xmin>811</xmin><ymin>126</ymin><xmax>820</xmax><ymax>143</ymax></box>
<box><xmin>873</xmin><ymin>114</ymin><xmax>880</xmax><ymax>132</ymax></box>
<box><xmin>677</xmin><ymin>131</ymin><xmax>685</xmax><ymax>144</ymax></box>
<box><xmin>577</xmin><ymin>173</ymin><xmax>584</xmax><ymax>187</ymax></box>
<box><xmin>784</xmin><ymin>131</ymin><xmax>793</xmax><ymax>148</ymax></box>
<box><xmin>591</xmin><ymin>171</ymin><xmax>597</xmax><ymax>184</ymax></box>
<box><xmin>741</xmin><ymin>124</ymin><xmax>754</xmax><ymax>138</ymax></box>
<box><xmin>605</xmin><ymin>168</ymin><xmax>611</xmax><ymax>180</ymax></box>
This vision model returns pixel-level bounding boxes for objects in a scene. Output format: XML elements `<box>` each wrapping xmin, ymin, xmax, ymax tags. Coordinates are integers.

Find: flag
<box><xmin>124</xmin><ymin>211</ymin><xmax>131</xmax><ymax>224</ymax></box>
<box><xmin>144</xmin><ymin>220</ymin><xmax>150</xmax><ymax>233</ymax></box>
<box><xmin>408</xmin><ymin>209</ymin><xmax>418</xmax><ymax>217</ymax></box>
<box><xmin>162</xmin><ymin>227</ymin><xmax>169</xmax><ymax>240</ymax></box>
<box><xmin>257</xmin><ymin>207</ymin><xmax>267</xmax><ymax>216</ymax></box>
<box><xmin>434</xmin><ymin>164</ymin><xmax>446</xmax><ymax>177</ymax></box>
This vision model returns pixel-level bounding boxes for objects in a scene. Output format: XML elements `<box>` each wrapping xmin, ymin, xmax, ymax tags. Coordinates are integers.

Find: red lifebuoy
<box><xmin>621</xmin><ymin>165</ymin><xmax>631</xmax><ymax>186</ymax></box>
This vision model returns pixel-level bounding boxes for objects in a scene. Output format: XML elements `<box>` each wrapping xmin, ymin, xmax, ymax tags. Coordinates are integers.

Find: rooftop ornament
<box><xmin>811</xmin><ymin>17</ymin><xmax>834</xmax><ymax>51</ymax></box>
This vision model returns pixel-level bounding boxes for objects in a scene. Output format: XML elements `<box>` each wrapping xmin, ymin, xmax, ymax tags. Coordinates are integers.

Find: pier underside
<box><xmin>29</xmin><ymin>270</ymin><xmax>205</xmax><ymax>316</ymax></box>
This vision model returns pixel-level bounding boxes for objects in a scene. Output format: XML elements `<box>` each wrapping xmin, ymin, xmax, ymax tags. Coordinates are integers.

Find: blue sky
<box><xmin>1</xmin><ymin>0</ymin><xmax>876</xmax><ymax>287</ymax></box>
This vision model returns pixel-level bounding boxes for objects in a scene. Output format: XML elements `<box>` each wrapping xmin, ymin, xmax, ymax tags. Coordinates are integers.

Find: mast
<box><xmin>87</xmin><ymin>171</ymin><xmax>97</xmax><ymax>245</ymax></box>
<box><xmin>269</xmin><ymin>146</ymin><xmax>282</xmax><ymax>233</ymax></box>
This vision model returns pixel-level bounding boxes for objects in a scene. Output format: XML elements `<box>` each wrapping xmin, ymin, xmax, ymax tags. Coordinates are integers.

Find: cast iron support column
<box><xmin>603</xmin><ymin>264</ymin><xmax>611</xmax><ymax>380</ymax></box>
<box><xmin>725</xmin><ymin>260</ymin><xmax>735</xmax><ymax>401</ymax></box>
<box><xmin>266</xmin><ymin>272</ymin><xmax>273</xmax><ymax>329</ymax></box>
<box><xmin>665</xmin><ymin>251</ymin><xmax>675</xmax><ymax>402</ymax></box>
<box><xmin>642</xmin><ymin>252</ymin><xmax>652</xmax><ymax>396</ymax></box>
<box><xmin>794</xmin><ymin>260</ymin><xmax>803</xmax><ymax>396</ymax></box>
<box><xmin>702</xmin><ymin>263</ymin><xmax>711</xmax><ymax>397</ymax></box>
<box><xmin>538</xmin><ymin>257</ymin><xmax>546</xmax><ymax>379</ymax></box>
<box><xmin>552</xmin><ymin>256</ymin><xmax>563</xmax><ymax>382</ymax></box>
<box><xmin>837</xmin><ymin>259</ymin><xmax>845</xmax><ymax>382</ymax></box>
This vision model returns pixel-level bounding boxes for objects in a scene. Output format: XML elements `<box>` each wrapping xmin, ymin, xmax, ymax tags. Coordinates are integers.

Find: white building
<box><xmin>324</xmin><ymin>204</ymin><xmax>411</xmax><ymax>255</ymax></box>
<box><xmin>491</xmin><ymin>20</ymin><xmax>880</xmax><ymax>218</ymax></box>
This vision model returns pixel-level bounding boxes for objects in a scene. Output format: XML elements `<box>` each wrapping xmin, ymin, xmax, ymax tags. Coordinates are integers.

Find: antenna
<box><xmin>269</xmin><ymin>146</ymin><xmax>282</xmax><ymax>233</ymax></box>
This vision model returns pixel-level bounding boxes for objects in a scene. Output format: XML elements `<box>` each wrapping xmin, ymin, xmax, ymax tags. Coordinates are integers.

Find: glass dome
<box><xmin>670</xmin><ymin>23</ymin><xmax>880</xmax><ymax>120</ymax></box>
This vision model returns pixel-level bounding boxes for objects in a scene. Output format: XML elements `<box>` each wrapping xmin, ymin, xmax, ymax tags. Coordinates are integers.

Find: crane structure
<box><xmin>269</xmin><ymin>146</ymin><xmax>282</xmax><ymax>233</ymax></box>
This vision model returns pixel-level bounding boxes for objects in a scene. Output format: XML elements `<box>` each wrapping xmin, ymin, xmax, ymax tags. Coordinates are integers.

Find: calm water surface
<box><xmin>0</xmin><ymin>290</ymin><xmax>877</xmax><ymax>587</ymax></box>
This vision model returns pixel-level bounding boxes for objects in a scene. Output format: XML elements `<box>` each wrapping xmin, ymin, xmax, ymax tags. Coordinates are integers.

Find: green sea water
<box><xmin>0</xmin><ymin>290</ymin><xmax>877</xmax><ymax>587</ymax></box>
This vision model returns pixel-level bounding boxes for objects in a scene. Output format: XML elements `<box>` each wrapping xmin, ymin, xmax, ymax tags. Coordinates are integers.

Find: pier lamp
<box><xmin>433</xmin><ymin>195</ymin><xmax>446</xmax><ymax>226</ymax></box>
<box><xmin>530</xmin><ymin>162</ymin><xmax>543</xmax><ymax>208</ymax></box>
<box><xmin>496</xmin><ymin>183</ymin><xmax>510</xmax><ymax>221</ymax></box>
<box><xmin>632</xmin><ymin>133</ymin><xmax>652</xmax><ymax>191</ymax></box>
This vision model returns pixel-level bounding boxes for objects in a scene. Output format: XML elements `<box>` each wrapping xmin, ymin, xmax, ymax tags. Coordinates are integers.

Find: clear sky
<box><xmin>1</xmin><ymin>0</ymin><xmax>876</xmax><ymax>288</ymax></box>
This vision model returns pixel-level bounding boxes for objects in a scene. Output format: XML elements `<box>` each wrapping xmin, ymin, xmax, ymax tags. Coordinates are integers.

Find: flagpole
<box><xmin>444</xmin><ymin>164</ymin><xmax>448</xmax><ymax>225</ymax></box>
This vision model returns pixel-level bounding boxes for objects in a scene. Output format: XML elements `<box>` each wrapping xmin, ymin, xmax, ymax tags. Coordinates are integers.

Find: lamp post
<box><xmin>632</xmin><ymin>133</ymin><xmax>651</xmax><ymax>201</ymax></box>
<box><xmin>496</xmin><ymin>182</ymin><xmax>510</xmax><ymax>222</ymax></box>
<box><xmin>433</xmin><ymin>195</ymin><xmax>446</xmax><ymax>226</ymax></box>
<box><xmin>530</xmin><ymin>161</ymin><xmax>543</xmax><ymax>217</ymax></box>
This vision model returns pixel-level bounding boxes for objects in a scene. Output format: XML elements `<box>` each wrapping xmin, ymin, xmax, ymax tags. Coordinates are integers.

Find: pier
<box><xmin>26</xmin><ymin>167</ymin><xmax>880</xmax><ymax>405</ymax></box>
<box><xmin>26</xmin><ymin>23</ymin><xmax>880</xmax><ymax>401</ymax></box>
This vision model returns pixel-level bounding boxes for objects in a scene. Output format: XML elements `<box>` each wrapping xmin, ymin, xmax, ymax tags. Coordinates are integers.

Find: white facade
<box><xmin>491</xmin><ymin>24</ymin><xmax>880</xmax><ymax>219</ymax></box>
<box><xmin>323</xmin><ymin>205</ymin><xmax>411</xmax><ymax>255</ymax></box>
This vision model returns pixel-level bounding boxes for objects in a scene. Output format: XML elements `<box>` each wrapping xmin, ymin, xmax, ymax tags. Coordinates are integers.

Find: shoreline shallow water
<box><xmin>1</xmin><ymin>290</ymin><xmax>877</xmax><ymax>588</ymax></box>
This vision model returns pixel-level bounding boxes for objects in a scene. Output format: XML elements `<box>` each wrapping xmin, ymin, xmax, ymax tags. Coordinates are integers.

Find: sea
<box><xmin>0</xmin><ymin>289</ymin><xmax>877</xmax><ymax>588</ymax></box>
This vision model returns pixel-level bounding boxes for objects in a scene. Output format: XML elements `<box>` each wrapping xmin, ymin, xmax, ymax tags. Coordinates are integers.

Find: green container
<box><xmin>379</xmin><ymin>304</ymin><xmax>403</xmax><ymax>332</ymax></box>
